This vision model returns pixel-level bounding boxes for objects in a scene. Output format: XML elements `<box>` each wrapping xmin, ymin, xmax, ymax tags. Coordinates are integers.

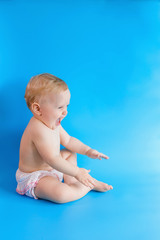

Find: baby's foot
<box><xmin>93</xmin><ymin>179</ymin><xmax>113</xmax><ymax>192</ymax></box>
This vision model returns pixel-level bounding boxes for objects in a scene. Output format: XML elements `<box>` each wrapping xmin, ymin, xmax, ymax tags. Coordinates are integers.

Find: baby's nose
<box><xmin>62</xmin><ymin>109</ymin><xmax>68</xmax><ymax>116</ymax></box>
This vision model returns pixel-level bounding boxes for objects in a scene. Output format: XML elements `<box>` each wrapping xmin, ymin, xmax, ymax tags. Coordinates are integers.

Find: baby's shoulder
<box><xmin>28</xmin><ymin>117</ymin><xmax>57</xmax><ymax>146</ymax></box>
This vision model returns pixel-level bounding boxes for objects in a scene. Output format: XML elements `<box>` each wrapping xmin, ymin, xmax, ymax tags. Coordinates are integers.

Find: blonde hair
<box><xmin>24</xmin><ymin>73</ymin><xmax>68</xmax><ymax>109</ymax></box>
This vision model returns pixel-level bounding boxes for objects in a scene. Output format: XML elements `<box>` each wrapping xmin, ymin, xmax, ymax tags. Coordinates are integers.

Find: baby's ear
<box><xmin>31</xmin><ymin>102</ymin><xmax>42</xmax><ymax>116</ymax></box>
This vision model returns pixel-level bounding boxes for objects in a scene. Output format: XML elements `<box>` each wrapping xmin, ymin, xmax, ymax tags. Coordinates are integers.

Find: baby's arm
<box><xmin>60</xmin><ymin>125</ymin><xmax>109</xmax><ymax>160</ymax></box>
<box><xmin>32</xmin><ymin>126</ymin><xmax>95</xmax><ymax>188</ymax></box>
<box><xmin>60</xmin><ymin>125</ymin><xmax>90</xmax><ymax>155</ymax></box>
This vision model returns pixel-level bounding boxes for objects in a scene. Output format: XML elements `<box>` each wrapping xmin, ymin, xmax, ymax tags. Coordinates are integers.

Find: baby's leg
<box><xmin>34</xmin><ymin>175</ymin><xmax>91</xmax><ymax>204</ymax></box>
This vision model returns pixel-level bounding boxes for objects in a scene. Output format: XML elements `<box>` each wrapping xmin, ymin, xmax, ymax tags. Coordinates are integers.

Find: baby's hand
<box><xmin>86</xmin><ymin>149</ymin><xmax>109</xmax><ymax>160</ymax></box>
<box><xmin>75</xmin><ymin>168</ymin><xmax>95</xmax><ymax>189</ymax></box>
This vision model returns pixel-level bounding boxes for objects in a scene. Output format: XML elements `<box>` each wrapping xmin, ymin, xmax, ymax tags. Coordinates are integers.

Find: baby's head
<box><xmin>25</xmin><ymin>73</ymin><xmax>71</xmax><ymax>129</ymax></box>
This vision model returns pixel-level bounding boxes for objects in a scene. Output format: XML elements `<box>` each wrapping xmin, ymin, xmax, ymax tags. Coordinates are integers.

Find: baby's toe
<box><xmin>105</xmin><ymin>184</ymin><xmax>113</xmax><ymax>191</ymax></box>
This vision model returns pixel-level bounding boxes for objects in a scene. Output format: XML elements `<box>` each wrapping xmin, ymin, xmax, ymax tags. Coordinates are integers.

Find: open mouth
<box><xmin>56</xmin><ymin>117</ymin><xmax>62</xmax><ymax>126</ymax></box>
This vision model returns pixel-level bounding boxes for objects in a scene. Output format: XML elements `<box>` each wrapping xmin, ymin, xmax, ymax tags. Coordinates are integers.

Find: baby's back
<box><xmin>19</xmin><ymin>117</ymin><xmax>60</xmax><ymax>173</ymax></box>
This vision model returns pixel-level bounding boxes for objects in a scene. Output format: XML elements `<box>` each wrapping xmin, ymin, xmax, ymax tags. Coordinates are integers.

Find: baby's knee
<box><xmin>71</xmin><ymin>151</ymin><xmax>77</xmax><ymax>159</ymax></box>
<box><xmin>67</xmin><ymin>150</ymin><xmax>77</xmax><ymax>162</ymax></box>
<box><xmin>66</xmin><ymin>149</ymin><xmax>77</xmax><ymax>158</ymax></box>
<box><xmin>61</xmin><ymin>149</ymin><xmax>76</xmax><ymax>159</ymax></box>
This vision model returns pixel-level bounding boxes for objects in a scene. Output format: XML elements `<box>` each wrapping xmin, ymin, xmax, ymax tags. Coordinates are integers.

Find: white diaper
<box><xmin>16</xmin><ymin>168</ymin><xmax>63</xmax><ymax>199</ymax></box>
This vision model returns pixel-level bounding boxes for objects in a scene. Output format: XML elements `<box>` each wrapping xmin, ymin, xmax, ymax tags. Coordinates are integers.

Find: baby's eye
<box><xmin>58</xmin><ymin>105</ymin><xmax>69</xmax><ymax>109</ymax></box>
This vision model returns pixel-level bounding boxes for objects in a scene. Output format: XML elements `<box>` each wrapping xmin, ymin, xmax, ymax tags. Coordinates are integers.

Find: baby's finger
<box><xmin>82</xmin><ymin>180</ymin><xmax>88</xmax><ymax>187</ymax></box>
<box><xmin>95</xmin><ymin>154</ymin><xmax>102</xmax><ymax>160</ymax></box>
<box><xmin>86</xmin><ymin>180</ymin><xmax>94</xmax><ymax>189</ymax></box>
<box><xmin>88</xmin><ymin>177</ymin><xmax>96</xmax><ymax>186</ymax></box>
<box><xmin>96</xmin><ymin>154</ymin><xmax>102</xmax><ymax>160</ymax></box>
<box><xmin>100</xmin><ymin>153</ymin><xmax>109</xmax><ymax>159</ymax></box>
<box><xmin>99</xmin><ymin>155</ymin><xmax>102</xmax><ymax>160</ymax></box>
<box><xmin>83</xmin><ymin>180</ymin><xmax>93</xmax><ymax>189</ymax></box>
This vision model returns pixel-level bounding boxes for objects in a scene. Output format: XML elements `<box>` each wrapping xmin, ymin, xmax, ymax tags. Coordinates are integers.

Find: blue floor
<box><xmin>0</xmin><ymin>131</ymin><xmax>160</xmax><ymax>239</ymax></box>
<box><xmin>0</xmin><ymin>0</ymin><xmax>160</xmax><ymax>239</ymax></box>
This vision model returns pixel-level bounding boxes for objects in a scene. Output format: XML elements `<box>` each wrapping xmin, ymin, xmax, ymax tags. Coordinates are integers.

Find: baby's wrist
<box><xmin>85</xmin><ymin>147</ymin><xmax>92</xmax><ymax>156</ymax></box>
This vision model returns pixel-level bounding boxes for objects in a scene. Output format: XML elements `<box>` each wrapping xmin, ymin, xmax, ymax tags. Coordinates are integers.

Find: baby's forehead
<box><xmin>43</xmin><ymin>89</ymin><xmax>70</xmax><ymax>104</ymax></box>
<box><xmin>59</xmin><ymin>88</ymin><xmax>70</xmax><ymax>98</ymax></box>
<box><xmin>55</xmin><ymin>89</ymin><xmax>70</xmax><ymax>100</ymax></box>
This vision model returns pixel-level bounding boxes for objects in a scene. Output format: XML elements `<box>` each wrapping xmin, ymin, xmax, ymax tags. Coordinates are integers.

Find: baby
<box><xmin>16</xmin><ymin>73</ymin><xmax>113</xmax><ymax>203</ymax></box>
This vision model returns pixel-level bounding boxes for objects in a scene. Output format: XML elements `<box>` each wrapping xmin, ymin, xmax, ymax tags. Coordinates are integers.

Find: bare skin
<box><xmin>60</xmin><ymin>149</ymin><xmax>113</xmax><ymax>192</ymax></box>
<box><xmin>34</xmin><ymin>149</ymin><xmax>113</xmax><ymax>203</ymax></box>
<box><xmin>18</xmin><ymin>89</ymin><xmax>113</xmax><ymax>203</ymax></box>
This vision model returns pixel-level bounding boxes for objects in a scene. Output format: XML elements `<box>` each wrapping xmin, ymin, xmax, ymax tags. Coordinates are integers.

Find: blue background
<box><xmin>0</xmin><ymin>0</ymin><xmax>160</xmax><ymax>239</ymax></box>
